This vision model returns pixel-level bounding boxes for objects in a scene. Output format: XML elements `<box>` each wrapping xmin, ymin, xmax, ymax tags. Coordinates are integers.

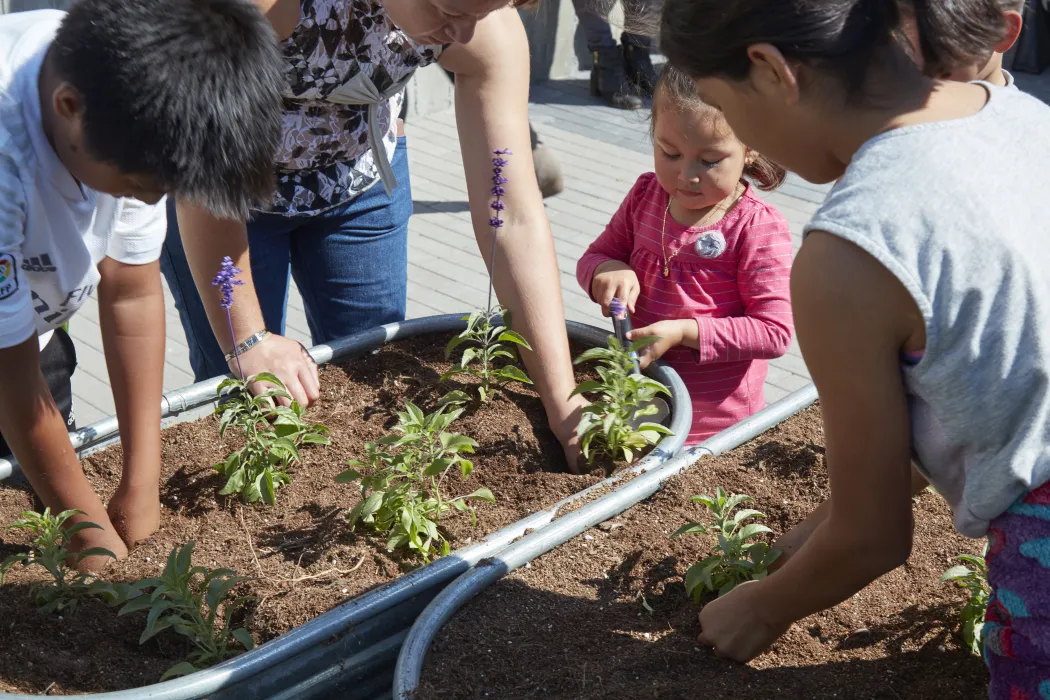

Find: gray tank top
<box><xmin>806</xmin><ymin>85</ymin><xmax>1050</xmax><ymax>537</ymax></box>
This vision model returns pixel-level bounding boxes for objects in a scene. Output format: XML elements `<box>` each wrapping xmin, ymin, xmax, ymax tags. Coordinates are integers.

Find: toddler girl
<box><xmin>660</xmin><ymin>0</ymin><xmax>1050</xmax><ymax>696</ymax></box>
<box><xmin>576</xmin><ymin>65</ymin><xmax>794</xmax><ymax>444</ymax></box>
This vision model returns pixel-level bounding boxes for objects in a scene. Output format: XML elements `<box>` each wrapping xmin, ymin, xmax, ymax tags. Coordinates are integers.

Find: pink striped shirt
<box><xmin>577</xmin><ymin>173</ymin><xmax>794</xmax><ymax>444</ymax></box>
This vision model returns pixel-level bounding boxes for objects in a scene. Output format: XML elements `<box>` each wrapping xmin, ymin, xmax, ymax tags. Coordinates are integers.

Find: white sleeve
<box><xmin>0</xmin><ymin>155</ymin><xmax>34</xmax><ymax>350</ymax></box>
<box><xmin>104</xmin><ymin>195</ymin><xmax>168</xmax><ymax>265</ymax></box>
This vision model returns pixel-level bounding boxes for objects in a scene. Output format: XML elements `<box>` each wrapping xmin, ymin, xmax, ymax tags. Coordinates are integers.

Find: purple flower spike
<box><xmin>212</xmin><ymin>256</ymin><xmax>244</xmax><ymax>310</ymax></box>
<box><xmin>212</xmin><ymin>256</ymin><xmax>245</xmax><ymax>379</ymax></box>
<box><xmin>486</xmin><ymin>149</ymin><xmax>512</xmax><ymax>313</ymax></box>
<box><xmin>610</xmin><ymin>297</ymin><xmax>626</xmax><ymax>319</ymax></box>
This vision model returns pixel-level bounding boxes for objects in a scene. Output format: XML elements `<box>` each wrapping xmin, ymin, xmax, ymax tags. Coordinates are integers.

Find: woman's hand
<box><xmin>547</xmin><ymin>394</ymin><xmax>588</xmax><ymax>473</ymax></box>
<box><xmin>591</xmin><ymin>261</ymin><xmax>640</xmax><ymax>317</ymax></box>
<box><xmin>626</xmin><ymin>320</ymin><xmax>690</xmax><ymax>369</ymax></box>
<box><xmin>698</xmin><ymin>581</ymin><xmax>791</xmax><ymax>663</ymax></box>
<box><xmin>233</xmin><ymin>333</ymin><xmax>320</xmax><ymax>407</ymax></box>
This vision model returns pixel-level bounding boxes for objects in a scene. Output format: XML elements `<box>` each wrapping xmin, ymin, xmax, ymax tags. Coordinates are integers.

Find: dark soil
<box><xmin>0</xmin><ymin>334</ymin><xmax>612</xmax><ymax>695</ymax></box>
<box><xmin>419</xmin><ymin>405</ymin><xmax>990</xmax><ymax>700</ymax></box>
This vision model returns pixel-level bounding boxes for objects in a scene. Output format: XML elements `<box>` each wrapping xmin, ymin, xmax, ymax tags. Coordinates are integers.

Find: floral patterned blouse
<box><xmin>270</xmin><ymin>0</ymin><xmax>443</xmax><ymax>215</ymax></box>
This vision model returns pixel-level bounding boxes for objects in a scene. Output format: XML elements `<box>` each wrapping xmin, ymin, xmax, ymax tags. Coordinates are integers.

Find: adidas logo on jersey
<box><xmin>22</xmin><ymin>254</ymin><xmax>56</xmax><ymax>272</ymax></box>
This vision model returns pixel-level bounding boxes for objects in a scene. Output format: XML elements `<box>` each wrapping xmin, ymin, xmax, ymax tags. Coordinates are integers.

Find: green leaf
<box><xmin>627</xmin><ymin>335</ymin><xmax>661</xmax><ymax>353</ymax></box>
<box><xmin>732</xmin><ymin>509</ymin><xmax>765</xmax><ymax>525</ymax></box>
<box><xmin>300</xmin><ymin>433</ymin><xmax>330</xmax><ymax>446</ymax></box>
<box><xmin>219</xmin><ymin>467</ymin><xmax>247</xmax><ymax>496</ymax></box>
<box><xmin>119</xmin><ymin>594</ymin><xmax>157</xmax><ymax>616</ymax></box>
<box><xmin>438</xmin><ymin>390</ymin><xmax>471</xmax><ymax>407</ymax></box>
<box><xmin>230</xmin><ymin>627</ymin><xmax>255</xmax><ymax>651</ymax></box>
<box><xmin>249</xmin><ymin>372</ymin><xmax>286</xmax><ymax>389</ymax></box>
<box><xmin>263</xmin><ymin>471</ymin><xmax>277</xmax><ymax>505</ymax></box>
<box><xmin>461</xmin><ymin>487</ymin><xmax>496</xmax><ymax>503</ymax></box>
<box><xmin>459</xmin><ymin>348</ymin><xmax>478</xmax><ymax>368</ymax></box>
<box><xmin>940</xmin><ymin>565</ymin><xmax>975</xmax><ymax>583</ymax></box>
<box><xmin>74</xmin><ymin>547</ymin><xmax>117</xmax><ymax>563</ymax></box>
<box><xmin>440</xmin><ymin>433</ymin><xmax>478</xmax><ymax>451</ymax></box>
<box><xmin>445</xmin><ymin>334</ymin><xmax>468</xmax><ymax>359</ymax></box>
<box><xmin>495</xmin><ymin>366</ymin><xmax>532</xmax><ymax>385</ymax></box>
<box><xmin>569</xmin><ymin>380</ymin><xmax>604</xmax><ymax>398</ymax></box>
<box><xmin>335</xmin><ymin>468</ymin><xmax>363</xmax><ymax>484</ymax></box>
<box><xmin>737</xmin><ymin>523</ymin><xmax>772</xmax><ymax>541</ymax></box>
<box><xmin>670</xmin><ymin>522</ymin><xmax>707</xmax><ymax>538</ymax></box>
<box><xmin>497</xmin><ymin>330</ymin><xmax>533</xmax><ymax>350</ymax></box>
<box><xmin>160</xmin><ymin>662</ymin><xmax>200</xmax><ymax>682</ymax></box>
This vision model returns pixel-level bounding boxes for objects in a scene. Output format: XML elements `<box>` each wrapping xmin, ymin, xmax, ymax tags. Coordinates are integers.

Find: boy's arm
<box><xmin>0</xmin><ymin>336</ymin><xmax>124</xmax><ymax>564</ymax></box>
<box><xmin>576</xmin><ymin>176</ymin><xmax>646</xmax><ymax>299</ymax></box>
<box><xmin>96</xmin><ymin>256</ymin><xmax>164</xmax><ymax>544</ymax></box>
<box><xmin>695</xmin><ymin>232</ymin><xmax>919</xmax><ymax>662</ymax></box>
<box><xmin>681</xmin><ymin>208</ymin><xmax>794</xmax><ymax>362</ymax></box>
<box><xmin>172</xmin><ymin>200</ymin><xmax>320</xmax><ymax>407</ymax></box>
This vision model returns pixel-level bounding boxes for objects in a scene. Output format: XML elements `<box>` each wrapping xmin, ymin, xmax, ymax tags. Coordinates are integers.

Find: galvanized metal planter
<box><xmin>0</xmin><ymin>314</ymin><xmax>691</xmax><ymax>699</ymax></box>
<box><xmin>392</xmin><ymin>384</ymin><xmax>819</xmax><ymax>699</ymax></box>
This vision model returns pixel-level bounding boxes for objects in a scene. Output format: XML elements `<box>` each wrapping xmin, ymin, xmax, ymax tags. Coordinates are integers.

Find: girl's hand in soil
<box><xmin>590</xmin><ymin>261</ymin><xmax>640</xmax><ymax>317</ymax></box>
<box><xmin>627</xmin><ymin>320</ymin><xmax>692</xmax><ymax>369</ymax></box>
<box><xmin>698</xmin><ymin>580</ymin><xmax>790</xmax><ymax>663</ymax></box>
<box><xmin>237</xmin><ymin>333</ymin><xmax>320</xmax><ymax>408</ymax></box>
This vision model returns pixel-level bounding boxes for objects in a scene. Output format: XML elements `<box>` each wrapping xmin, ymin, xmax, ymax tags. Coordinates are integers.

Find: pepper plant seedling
<box><xmin>672</xmin><ymin>487</ymin><xmax>780</xmax><ymax>599</ymax></box>
<box><xmin>941</xmin><ymin>551</ymin><xmax>990</xmax><ymax>656</ymax></box>
<box><xmin>118</xmin><ymin>541</ymin><xmax>255</xmax><ymax>681</ymax></box>
<box><xmin>571</xmin><ymin>336</ymin><xmax>672</xmax><ymax>464</ymax></box>
<box><xmin>441</xmin><ymin>308</ymin><xmax>532</xmax><ymax>404</ymax></box>
<box><xmin>0</xmin><ymin>508</ymin><xmax>116</xmax><ymax>614</ymax></box>
<box><xmin>336</xmin><ymin>401</ymin><xmax>494</xmax><ymax>561</ymax></box>
<box><xmin>213</xmin><ymin>372</ymin><xmax>329</xmax><ymax>505</ymax></box>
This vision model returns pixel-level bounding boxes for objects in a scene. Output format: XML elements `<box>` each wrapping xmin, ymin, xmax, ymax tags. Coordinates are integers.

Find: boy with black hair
<box><xmin>0</xmin><ymin>0</ymin><xmax>284</xmax><ymax>568</ymax></box>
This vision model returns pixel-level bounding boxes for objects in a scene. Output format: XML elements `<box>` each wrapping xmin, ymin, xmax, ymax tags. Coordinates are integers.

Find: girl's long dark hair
<box><xmin>660</xmin><ymin>0</ymin><xmax>1006</xmax><ymax>102</ymax></box>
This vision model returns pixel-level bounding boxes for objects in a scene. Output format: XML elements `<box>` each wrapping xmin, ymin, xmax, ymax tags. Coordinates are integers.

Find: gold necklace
<box><xmin>660</xmin><ymin>184</ymin><xmax>744</xmax><ymax>277</ymax></box>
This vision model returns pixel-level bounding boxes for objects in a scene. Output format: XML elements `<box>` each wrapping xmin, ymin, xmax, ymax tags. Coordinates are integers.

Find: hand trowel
<box><xmin>609</xmin><ymin>298</ymin><xmax>673</xmax><ymax>429</ymax></box>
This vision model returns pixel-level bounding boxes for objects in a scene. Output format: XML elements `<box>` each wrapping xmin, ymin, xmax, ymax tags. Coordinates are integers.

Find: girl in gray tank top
<box><xmin>661</xmin><ymin>0</ymin><xmax>1050</xmax><ymax>695</ymax></box>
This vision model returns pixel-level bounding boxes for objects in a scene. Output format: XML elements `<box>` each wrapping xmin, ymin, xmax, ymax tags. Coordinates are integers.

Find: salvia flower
<box><xmin>212</xmin><ymin>256</ymin><xmax>245</xmax><ymax>379</ymax></box>
<box><xmin>212</xmin><ymin>256</ymin><xmax>244</xmax><ymax>311</ymax></box>
<box><xmin>486</xmin><ymin>148</ymin><xmax>512</xmax><ymax>312</ymax></box>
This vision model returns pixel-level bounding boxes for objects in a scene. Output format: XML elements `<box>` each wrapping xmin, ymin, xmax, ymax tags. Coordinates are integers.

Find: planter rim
<box><xmin>391</xmin><ymin>383</ymin><xmax>819</xmax><ymax>699</ymax></box>
<box><xmin>0</xmin><ymin>313</ymin><xmax>691</xmax><ymax>700</ymax></box>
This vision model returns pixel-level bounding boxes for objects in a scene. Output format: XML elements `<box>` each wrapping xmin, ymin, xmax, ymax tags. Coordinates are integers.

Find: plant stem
<box><xmin>225</xmin><ymin>309</ymin><xmax>244</xmax><ymax>380</ymax></box>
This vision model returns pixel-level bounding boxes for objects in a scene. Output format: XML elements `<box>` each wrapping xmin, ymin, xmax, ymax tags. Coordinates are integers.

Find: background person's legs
<box><xmin>571</xmin><ymin>0</ymin><xmax>642</xmax><ymax>109</ymax></box>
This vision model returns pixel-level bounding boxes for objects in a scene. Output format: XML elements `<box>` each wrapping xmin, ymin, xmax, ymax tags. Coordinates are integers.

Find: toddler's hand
<box><xmin>627</xmin><ymin>320</ymin><xmax>689</xmax><ymax>369</ymax></box>
<box><xmin>591</xmin><ymin>261</ymin><xmax>639</xmax><ymax>317</ymax></box>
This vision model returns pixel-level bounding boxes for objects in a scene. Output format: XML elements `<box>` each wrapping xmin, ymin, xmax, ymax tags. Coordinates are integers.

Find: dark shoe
<box><xmin>590</xmin><ymin>46</ymin><xmax>643</xmax><ymax>110</ymax></box>
<box><xmin>532</xmin><ymin>142</ymin><xmax>563</xmax><ymax>198</ymax></box>
<box><xmin>622</xmin><ymin>34</ymin><xmax>657</xmax><ymax>97</ymax></box>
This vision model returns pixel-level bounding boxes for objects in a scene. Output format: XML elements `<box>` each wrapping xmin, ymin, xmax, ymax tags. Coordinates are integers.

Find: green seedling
<box><xmin>337</xmin><ymin>401</ymin><xmax>494</xmax><ymax>561</ymax></box>
<box><xmin>441</xmin><ymin>308</ymin><xmax>532</xmax><ymax>404</ymax></box>
<box><xmin>213</xmin><ymin>372</ymin><xmax>329</xmax><ymax>505</ymax></box>
<box><xmin>672</xmin><ymin>488</ymin><xmax>780</xmax><ymax>599</ymax></box>
<box><xmin>0</xmin><ymin>508</ymin><xmax>116</xmax><ymax>614</ymax></box>
<box><xmin>941</xmin><ymin>551</ymin><xmax>990</xmax><ymax>656</ymax></box>
<box><xmin>118</xmin><ymin>541</ymin><xmax>255</xmax><ymax>680</ymax></box>
<box><xmin>571</xmin><ymin>336</ymin><xmax>673</xmax><ymax>464</ymax></box>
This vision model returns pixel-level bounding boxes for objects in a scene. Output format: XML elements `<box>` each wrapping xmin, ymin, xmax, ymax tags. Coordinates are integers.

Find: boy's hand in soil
<box><xmin>626</xmin><ymin>320</ymin><xmax>692</xmax><ymax>369</ymax></box>
<box><xmin>590</xmin><ymin>261</ymin><xmax>640</xmax><ymax>317</ymax></box>
<box><xmin>698</xmin><ymin>580</ymin><xmax>791</xmax><ymax>662</ymax></box>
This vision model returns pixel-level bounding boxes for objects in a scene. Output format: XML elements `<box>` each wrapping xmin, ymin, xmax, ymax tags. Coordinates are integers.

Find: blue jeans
<box><xmin>161</xmin><ymin>136</ymin><xmax>412</xmax><ymax>382</ymax></box>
